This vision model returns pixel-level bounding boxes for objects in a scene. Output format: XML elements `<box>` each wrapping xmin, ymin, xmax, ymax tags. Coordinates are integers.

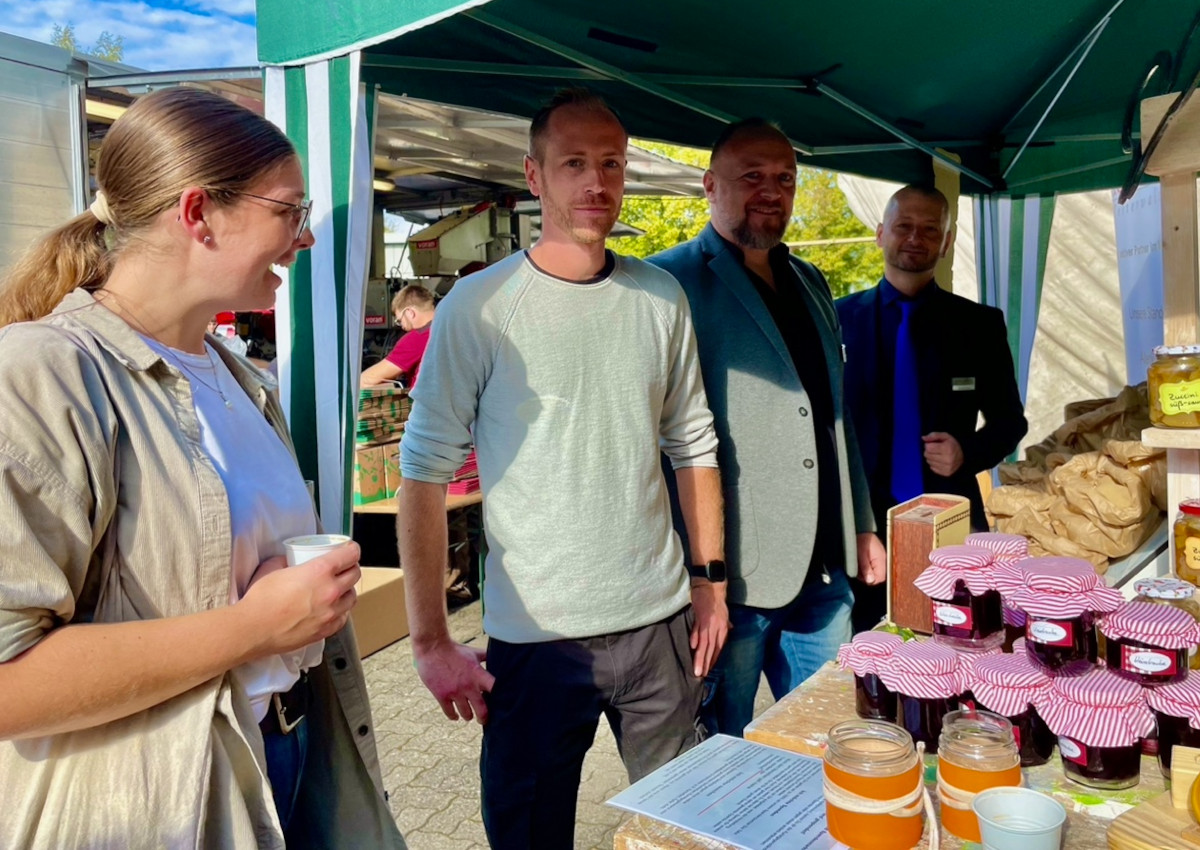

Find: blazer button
<box><xmin>798</xmin><ymin>406</ymin><xmax>809</xmax><ymax>417</ymax></box>
<box><xmin>803</xmin><ymin>459</ymin><xmax>815</xmax><ymax>469</ymax></box>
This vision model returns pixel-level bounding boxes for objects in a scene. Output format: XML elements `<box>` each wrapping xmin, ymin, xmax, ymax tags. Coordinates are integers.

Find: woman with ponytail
<box><xmin>0</xmin><ymin>88</ymin><xmax>407</xmax><ymax>849</ymax></box>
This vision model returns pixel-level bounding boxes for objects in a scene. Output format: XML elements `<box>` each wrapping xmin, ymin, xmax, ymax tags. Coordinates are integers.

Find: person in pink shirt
<box><xmin>361</xmin><ymin>284</ymin><xmax>436</xmax><ymax>388</ymax></box>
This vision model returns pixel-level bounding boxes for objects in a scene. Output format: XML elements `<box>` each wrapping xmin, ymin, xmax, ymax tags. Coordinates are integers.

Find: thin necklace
<box><xmin>174</xmin><ymin>347</ymin><xmax>235</xmax><ymax>411</ymax></box>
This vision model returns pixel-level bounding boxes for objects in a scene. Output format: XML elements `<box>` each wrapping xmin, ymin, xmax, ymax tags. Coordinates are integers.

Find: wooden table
<box><xmin>613</xmin><ymin>664</ymin><xmax>1167</xmax><ymax>850</ymax></box>
<box><xmin>352</xmin><ymin>489</ymin><xmax>482</xmax><ymax>514</ymax></box>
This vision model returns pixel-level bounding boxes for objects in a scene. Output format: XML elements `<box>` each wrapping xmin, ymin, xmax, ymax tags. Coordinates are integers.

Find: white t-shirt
<box><xmin>144</xmin><ymin>337</ymin><xmax>322</xmax><ymax>721</ymax></box>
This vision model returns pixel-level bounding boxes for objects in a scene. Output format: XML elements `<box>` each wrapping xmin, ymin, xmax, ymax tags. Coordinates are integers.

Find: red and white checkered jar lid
<box><xmin>1145</xmin><ymin>673</ymin><xmax>1200</xmax><ymax>730</ymax></box>
<box><xmin>836</xmin><ymin>631</ymin><xmax>904</xmax><ymax>676</ymax></box>
<box><xmin>877</xmin><ymin>640</ymin><xmax>961</xmax><ymax>699</ymax></box>
<box><xmin>915</xmin><ymin>544</ymin><xmax>998</xmax><ymax>598</ymax></box>
<box><xmin>1100</xmin><ymin>600</ymin><xmax>1200</xmax><ymax>649</ymax></box>
<box><xmin>961</xmin><ymin>652</ymin><xmax>1052</xmax><ymax>717</ymax></box>
<box><xmin>965</xmin><ymin>532</ymin><xmax>1029</xmax><ymax>563</ymax></box>
<box><xmin>1036</xmin><ymin>667</ymin><xmax>1154</xmax><ymax>747</ymax></box>
<box><xmin>996</xmin><ymin>557</ymin><xmax>1124</xmax><ymax>619</ymax></box>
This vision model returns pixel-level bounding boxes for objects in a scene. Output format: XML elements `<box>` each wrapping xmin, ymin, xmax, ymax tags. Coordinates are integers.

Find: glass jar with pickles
<box><xmin>1149</xmin><ymin>344</ymin><xmax>1200</xmax><ymax>427</ymax></box>
<box><xmin>1174</xmin><ymin>501</ymin><xmax>1200</xmax><ymax>588</ymax></box>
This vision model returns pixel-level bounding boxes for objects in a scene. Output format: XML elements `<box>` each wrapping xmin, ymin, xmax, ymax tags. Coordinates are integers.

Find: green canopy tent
<box><xmin>254</xmin><ymin>0</ymin><xmax>1199</xmax><ymax>531</ymax></box>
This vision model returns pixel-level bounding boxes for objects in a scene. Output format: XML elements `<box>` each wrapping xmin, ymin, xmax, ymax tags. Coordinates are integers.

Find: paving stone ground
<box><xmin>361</xmin><ymin>599</ymin><xmax>772</xmax><ymax>850</ymax></box>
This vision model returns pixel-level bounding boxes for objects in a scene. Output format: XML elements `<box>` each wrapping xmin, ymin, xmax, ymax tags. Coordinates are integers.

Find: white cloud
<box><xmin>0</xmin><ymin>0</ymin><xmax>258</xmax><ymax>70</ymax></box>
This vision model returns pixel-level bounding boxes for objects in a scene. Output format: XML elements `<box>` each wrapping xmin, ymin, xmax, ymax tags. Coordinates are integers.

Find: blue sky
<box><xmin>1</xmin><ymin>0</ymin><xmax>258</xmax><ymax>70</ymax></box>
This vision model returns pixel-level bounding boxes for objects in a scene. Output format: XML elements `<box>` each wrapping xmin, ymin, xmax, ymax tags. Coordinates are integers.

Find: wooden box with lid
<box><xmin>886</xmin><ymin>494</ymin><xmax>970</xmax><ymax>633</ymax></box>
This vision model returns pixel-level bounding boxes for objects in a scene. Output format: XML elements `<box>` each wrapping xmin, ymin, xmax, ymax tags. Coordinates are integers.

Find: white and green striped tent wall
<box><xmin>264</xmin><ymin>53</ymin><xmax>377</xmax><ymax>534</ymax></box>
<box><xmin>974</xmin><ymin>193</ymin><xmax>1056</xmax><ymax>460</ymax></box>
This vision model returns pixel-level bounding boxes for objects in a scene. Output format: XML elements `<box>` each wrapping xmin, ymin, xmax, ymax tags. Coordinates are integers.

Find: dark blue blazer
<box><xmin>836</xmin><ymin>283</ymin><xmax>1028</xmax><ymax>532</ymax></box>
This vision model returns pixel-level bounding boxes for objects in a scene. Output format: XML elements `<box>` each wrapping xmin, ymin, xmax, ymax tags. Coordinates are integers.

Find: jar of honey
<box><xmin>1037</xmin><ymin>667</ymin><xmax>1154</xmax><ymax>790</ymax></box>
<box><xmin>823</xmin><ymin>720</ymin><xmax>925</xmax><ymax>850</ymax></box>
<box><xmin>1149</xmin><ymin>344</ymin><xmax>1200</xmax><ymax>427</ymax></box>
<box><xmin>1174</xmin><ymin>501</ymin><xmax>1200</xmax><ymax>587</ymax></box>
<box><xmin>837</xmin><ymin>631</ymin><xmax>905</xmax><ymax>721</ymax></box>
<box><xmin>1100</xmin><ymin>600</ymin><xmax>1200</xmax><ymax>686</ymax></box>
<box><xmin>936</xmin><ymin>709</ymin><xmax>1021</xmax><ymax>842</ymax></box>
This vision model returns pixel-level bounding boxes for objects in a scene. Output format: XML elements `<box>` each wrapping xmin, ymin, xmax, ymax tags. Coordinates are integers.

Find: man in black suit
<box><xmin>836</xmin><ymin>184</ymin><xmax>1028</xmax><ymax>632</ymax></box>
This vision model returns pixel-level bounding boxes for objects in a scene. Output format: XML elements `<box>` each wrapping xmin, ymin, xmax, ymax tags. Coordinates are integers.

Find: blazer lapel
<box><xmin>699</xmin><ymin>225</ymin><xmax>795</xmax><ymax>374</ymax></box>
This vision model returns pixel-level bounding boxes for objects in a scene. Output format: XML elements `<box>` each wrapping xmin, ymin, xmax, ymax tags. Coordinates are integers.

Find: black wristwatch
<box><xmin>687</xmin><ymin>559</ymin><xmax>727</xmax><ymax>583</ymax></box>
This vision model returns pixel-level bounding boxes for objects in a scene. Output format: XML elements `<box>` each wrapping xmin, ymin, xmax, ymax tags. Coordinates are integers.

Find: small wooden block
<box><xmin>1184</xmin><ymin>825</ymin><xmax>1200</xmax><ymax>847</ymax></box>
<box><xmin>1171</xmin><ymin>745</ymin><xmax>1200</xmax><ymax>810</ymax></box>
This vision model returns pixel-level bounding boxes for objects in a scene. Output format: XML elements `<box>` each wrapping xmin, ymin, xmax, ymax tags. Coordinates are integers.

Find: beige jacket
<box><xmin>0</xmin><ymin>290</ymin><xmax>406</xmax><ymax>849</ymax></box>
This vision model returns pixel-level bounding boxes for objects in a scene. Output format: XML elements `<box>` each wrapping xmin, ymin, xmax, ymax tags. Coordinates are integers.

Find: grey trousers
<box><xmin>480</xmin><ymin>606</ymin><xmax>704</xmax><ymax>850</ymax></box>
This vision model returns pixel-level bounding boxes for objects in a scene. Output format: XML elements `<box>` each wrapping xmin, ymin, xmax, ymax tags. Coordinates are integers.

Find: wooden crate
<box><xmin>886</xmin><ymin>494</ymin><xmax>970</xmax><ymax>633</ymax></box>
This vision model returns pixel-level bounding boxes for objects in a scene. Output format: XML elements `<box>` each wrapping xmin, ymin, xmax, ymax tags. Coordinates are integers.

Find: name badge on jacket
<box><xmin>952</xmin><ymin>377</ymin><xmax>976</xmax><ymax>392</ymax></box>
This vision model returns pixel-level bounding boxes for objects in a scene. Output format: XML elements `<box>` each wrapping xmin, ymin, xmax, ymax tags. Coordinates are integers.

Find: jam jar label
<box><xmin>932</xmin><ymin>601</ymin><xmax>972</xmax><ymax>629</ymax></box>
<box><xmin>1121</xmin><ymin>644</ymin><xmax>1178</xmax><ymax>676</ymax></box>
<box><xmin>1058</xmin><ymin>736</ymin><xmax>1088</xmax><ymax>766</ymax></box>
<box><xmin>1027</xmin><ymin>619</ymin><xmax>1073</xmax><ymax>646</ymax></box>
<box><xmin>1160</xmin><ymin>380</ymin><xmax>1200</xmax><ymax>416</ymax></box>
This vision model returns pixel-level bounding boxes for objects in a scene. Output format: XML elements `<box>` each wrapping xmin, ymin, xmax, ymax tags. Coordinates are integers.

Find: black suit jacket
<box><xmin>835</xmin><ymin>282</ymin><xmax>1028</xmax><ymax>532</ymax></box>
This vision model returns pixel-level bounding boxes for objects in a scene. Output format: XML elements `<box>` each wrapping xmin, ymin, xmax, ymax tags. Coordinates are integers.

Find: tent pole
<box><xmin>813</xmin><ymin>82</ymin><xmax>992</xmax><ymax>188</ymax></box>
<box><xmin>461</xmin><ymin>9</ymin><xmax>814</xmax><ymax>155</ymax></box>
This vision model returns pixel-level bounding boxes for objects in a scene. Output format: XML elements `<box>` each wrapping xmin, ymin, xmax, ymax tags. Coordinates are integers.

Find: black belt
<box><xmin>260</xmin><ymin>671</ymin><xmax>312</xmax><ymax>736</ymax></box>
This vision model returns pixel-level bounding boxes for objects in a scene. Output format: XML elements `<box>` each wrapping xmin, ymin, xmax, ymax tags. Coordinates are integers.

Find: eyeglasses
<box><xmin>226</xmin><ymin>191</ymin><xmax>313</xmax><ymax>240</ymax></box>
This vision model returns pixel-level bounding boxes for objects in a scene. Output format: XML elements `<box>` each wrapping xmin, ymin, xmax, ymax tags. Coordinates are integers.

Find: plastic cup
<box><xmin>283</xmin><ymin>533</ymin><xmax>351</xmax><ymax>567</ymax></box>
<box><xmin>971</xmin><ymin>786</ymin><xmax>1066</xmax><ymax>850</ymax></box>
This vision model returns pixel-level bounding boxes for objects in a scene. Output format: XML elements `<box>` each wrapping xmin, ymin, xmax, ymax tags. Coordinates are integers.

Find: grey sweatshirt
<box><xmin>400</xmin><ymin>251</ymin><xmax>719</xmax><ymax>642</ymax></box>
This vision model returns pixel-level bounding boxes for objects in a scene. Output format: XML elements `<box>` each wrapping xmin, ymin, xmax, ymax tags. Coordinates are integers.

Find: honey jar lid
<box><xmin>1154</xmin><ymin>344</ymin><xmax>1200</xmax><ymax>356</ymax></box>
<box><xmin>1099</xmin><ymin>600</ymin><xmax>1200</xmax><ymax>648</ymax></box>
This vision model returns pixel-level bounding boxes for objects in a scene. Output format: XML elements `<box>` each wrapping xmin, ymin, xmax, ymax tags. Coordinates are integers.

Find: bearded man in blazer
<box><xmin>836</xmin><ymin>184</ymin><xmax>1027</xmax><ymax>632</ymax></box>
<box><xmin>650</xmin><ymin>119</ymin><xmax>885</xmax><ymax>736</ymax></box>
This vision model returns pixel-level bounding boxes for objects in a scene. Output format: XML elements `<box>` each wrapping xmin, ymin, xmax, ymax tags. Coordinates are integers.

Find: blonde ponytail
<box><xmin>0</xmin><ymin>211</ymin><xmax>110</xmax><ymax>326</ymax></box>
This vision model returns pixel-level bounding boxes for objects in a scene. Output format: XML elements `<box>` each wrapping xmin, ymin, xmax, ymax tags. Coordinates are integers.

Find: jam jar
<box><xmin>994</xmin><ymin>556</ymin><xmax>1123</xmax><ymax>674</ymax></box>
<box><xmin>914</xmin><ymin>545</ymin><xmax>1004</xmax><ymax>653</ymax></box>
<box><xmin>959</xmin><ymin>652</ymin><xmax>1055</xmax><ymax>767</ymax></box>
<box><xmin>837</xmin><ymin>631</ymin><xmax>904</xmax><ymax>721</ymax></box>
<box><xmin>823</xmin><ymin>720</ymin><xmax>925</xmax><ymax>850</ymax></box>
<box><xmin>1134</xmin><ymin>577</ymin><xmax>1200</xmax><ymax>669</ymax></box>
<box><xmin>1145</xmin><ymin>675</ymin><xmax>1200</xmax><ymax>777</ymax></box>
<box><xmin>1148</xmin><ymin>344</ymin><xmax>1200</xmax><ymax>428</ymax></box>
<box><xmin>1101</xmin><ymin>600</ymin><xmax>1200</xmax><ymax>686</ymax></box>
<box><xmin>877</xmin><ymin>641</ymin><xmax>962</xmax><ymax>753</ymax></box>
<box><xmin>1037</xmin><ymin>667</ymin><xmax>1154</xmax><ymax>790</ymax></box>
<box><xmin>936</xmin><ymin>709</ymin><xmax>1021</xmax><ymax>842</ymax></box>
<box><xmin>1174</xmin><ymin>501</ymin><xmax>1200</xmax><ymax>588</ymax></box>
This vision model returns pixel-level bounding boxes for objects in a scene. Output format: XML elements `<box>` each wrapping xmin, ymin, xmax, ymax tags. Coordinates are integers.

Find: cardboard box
<box><xmin>350</xmin><ymin>567</ymin><xmax>408</xmax><ymax>657</ymax></box>
<box><xmin>381</xmin><ymin>440</ymin><xmax>402</xmax><ymax>499</ymax></box>
<box><xmin>353</xmin><ymin>445</ymin><xmax>385</xmax><ymax>505</ymax></box>
<box><xmin>886</xmin><ymin>494</ymin><xmax>970</xmax><ymax>633</ymax></box>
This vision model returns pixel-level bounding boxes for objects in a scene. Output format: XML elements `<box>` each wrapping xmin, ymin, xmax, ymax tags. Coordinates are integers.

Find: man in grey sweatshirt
<box><xmin>398</xmin><ymin>89</ymin><xmax>728</xmax><ymax>850</ymax></box>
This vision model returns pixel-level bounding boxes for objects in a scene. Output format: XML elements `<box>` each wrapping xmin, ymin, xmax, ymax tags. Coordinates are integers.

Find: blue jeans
<box><xmin>263</xmin><ymin>716</ymin><xmax>308</xmax><ymax>832</ymax></box>
<box><xmin>702</xmin><ymin>568</ymin><xmax>853</xmax><ymax>737</ymax></box>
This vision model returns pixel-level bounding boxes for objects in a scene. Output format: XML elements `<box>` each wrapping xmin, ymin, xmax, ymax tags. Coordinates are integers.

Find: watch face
<box><xmin>706</xmin><ymin>560</ymin><xmax>727</xmax><ymax>582</ymax></box>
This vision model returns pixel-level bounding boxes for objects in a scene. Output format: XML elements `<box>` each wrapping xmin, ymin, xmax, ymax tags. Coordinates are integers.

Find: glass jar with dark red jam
<box><xmin>855</xmin><ymin>672</ymin><xmax>896</xmax><ymax>722</ymax></box>
<box><xmin>932</xmin><ymin>583</ymin><xmax>1004</xmax><ymax>643</ymax></box>
<box><xmin>1038</xmin><ymin>668</ymin><xmax>1154</xmax><ymax>791</ymax></box>
<box><xmin>962</xmin><ymin>694</ymin><xmax>1056</xmax><ymax>767</ymax></box>
<box><xmin>959</xmin><ymin>652</ymin><xmax>1055</xmax><ymax>767</ymax></box>
<box><xmin>1057</xmin><ymin>736</ymin><xmax>1142</xmax><ymax>790</ymax></box>
<box><xmin>1145</xmin><ymin>674</ymin><xmax>1200</xmax><ymax>777</ymax></box>
<box><xmin>1100</xmin><ymin>600</ymin><xmax>1200</xmax><ymax>687</ymax></box>
<box><xmin>1024</xmin><ymin>611</ymin><xmax>1097</xmax><ymax>674</ymax></box>
<box><xmin>876</xmin><ymin>641</ymin><xmax>962</xmax><ymax>755</ymax></box>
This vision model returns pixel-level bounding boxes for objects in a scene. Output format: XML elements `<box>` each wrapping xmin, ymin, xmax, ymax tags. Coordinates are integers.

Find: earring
<box><xmin>203</xmin><ymin>235</ymin><xmax>212</xmax><ymax>245</ymax></box>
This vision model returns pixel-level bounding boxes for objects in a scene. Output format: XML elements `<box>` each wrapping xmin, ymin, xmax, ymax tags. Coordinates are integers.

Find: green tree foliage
<box><xmin>612</xmin><ymin>142</ymin><xmax>883</xmax><ymax>299</ymax></box>
<box><xmin>51</xmin><ymin>23</ymin><xmax>126</xmax><ymax>61</ymax></box>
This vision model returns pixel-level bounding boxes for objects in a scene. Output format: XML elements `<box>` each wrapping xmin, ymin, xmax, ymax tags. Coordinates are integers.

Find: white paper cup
<box><xmin>283</xmin><ymin>534</ymin><xmax>351</xmax><ymax>567</ymax></box>
<box><xmin>972</xmin><ymin>786</ymin><xmax>1066</xmax><ymax>850</ymax></box>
